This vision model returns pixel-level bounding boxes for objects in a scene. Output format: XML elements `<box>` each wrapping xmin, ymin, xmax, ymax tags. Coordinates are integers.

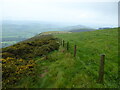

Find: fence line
<box><xmin>60</xmin><ymin>39</ymin><xmax>106</xmax><ymax>84</ymax></box>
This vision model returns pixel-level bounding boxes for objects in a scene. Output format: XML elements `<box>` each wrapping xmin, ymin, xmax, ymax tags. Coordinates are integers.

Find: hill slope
<box><xmin>1</xmin><ymin>28</ymin><xmax>118</xmax><ymax>88</ymax></box>
<box><xmin>34</xmin><ymin>28</ymin><xmax>118</xmax><ymax>88</ymax></box>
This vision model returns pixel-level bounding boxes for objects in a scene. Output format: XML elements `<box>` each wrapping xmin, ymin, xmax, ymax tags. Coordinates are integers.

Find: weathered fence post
<box><xmin>67</xmin><ymin>42</ymin><xmax>69</xmax><ymax>51</ymax></box>
<box><xmin>98</xmin><ymin>54</ymin><xmax>105</xmax><ymax>83</ymax></box>
<box><xmin>74</xmin><ymin>45</ymin><xmax>76</xmax><ymax>57</ymax></box>
<box><xmin>63</xmin><ymin>40</ymin><xmax>64</xmax><ymax>47</ymax></box>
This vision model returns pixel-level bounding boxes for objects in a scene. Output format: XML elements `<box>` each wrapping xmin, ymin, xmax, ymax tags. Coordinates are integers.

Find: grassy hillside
<box><xmin>1</xmin><ymin>28</ymin><xmax>118</xmax><ymax>88</ymax></box>
<box><xmin>53</xmin><ymin>28</ymin><xmax>118</xmax><ymax>88</ymax></box>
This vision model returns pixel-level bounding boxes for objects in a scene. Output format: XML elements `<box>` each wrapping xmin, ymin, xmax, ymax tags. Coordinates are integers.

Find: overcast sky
<box><xmin>1</xmin><ymin>0</ymin><xmax>119</xmax><ymax>28</ymax></box>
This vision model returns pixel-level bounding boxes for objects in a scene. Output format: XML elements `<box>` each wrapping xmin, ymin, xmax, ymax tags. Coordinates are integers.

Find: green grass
<box><xmin>54</xmin><ymin>28</ymin><xmax>118</xmax><ymax>88</ymax></box>
<box><xmin>14</xmin><ymin>28</ymin><xmax>118</xmax><ymax>88</ymax></box>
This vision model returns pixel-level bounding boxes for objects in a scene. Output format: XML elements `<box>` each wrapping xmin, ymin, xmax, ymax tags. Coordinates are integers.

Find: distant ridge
<box><xmin>69</xmin><ymin>28</ymin><xmax>95</xmax><ymax>32</ymax></box>
<box><xmin>62</xmin><ymin>25</ymin><xmax>95</xmax><ymax>32</ymax></box>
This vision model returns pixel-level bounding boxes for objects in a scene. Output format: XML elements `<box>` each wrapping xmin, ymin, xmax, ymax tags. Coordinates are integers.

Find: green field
<box><xmin>1</xmin><ymin>28</ymin><xmax>118</xmax><ymax>88</ymax></box>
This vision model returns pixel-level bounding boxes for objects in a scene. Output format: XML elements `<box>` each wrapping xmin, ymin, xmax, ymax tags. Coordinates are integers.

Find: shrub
<box><xmin>2</xmin><ymin>57</ymin><xmax>36</xmax><ymax>88</ymax></box>
<box><xmin>2</xmin><ymin>35</ymin><xmax>60</xmax><ymax>59</ymax></box>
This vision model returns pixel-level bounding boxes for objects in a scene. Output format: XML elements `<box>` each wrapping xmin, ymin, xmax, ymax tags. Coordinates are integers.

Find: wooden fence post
<box><xmin>67</xmin><ymin>42</ymin><xmax>69</xmax><ymax>51</ymax></box>
<box><xmin>63</xmin><ymin>40</ymin><xmax>64</xmax><ymax>47</ymax></box>
<box><xmin>74</xmin><ymin>45</ymin><xmax>76</xmax><ymax>57</ymax></box>
<box><xmin>98</xmin><ymin>54</ymin><xmax>105</xmax><ymax>83</ymax></box>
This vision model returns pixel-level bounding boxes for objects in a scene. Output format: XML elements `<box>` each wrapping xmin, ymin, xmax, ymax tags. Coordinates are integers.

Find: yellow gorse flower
<box><xmin>1</xmin><ymin>59</ymin><xmax>6</xmax><ymax>62</ymax></box>
<box><xmin>19</xmin><ymin>59</ymin><xmax>24</xmax><ymax>62</ymax></box>
<box><xmin>6</xmin><ymin>57</ymin><xmax>14</xmax><ymax>60</ymax></box>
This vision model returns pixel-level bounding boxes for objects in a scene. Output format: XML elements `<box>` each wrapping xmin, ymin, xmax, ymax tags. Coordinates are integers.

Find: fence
<box><xmin>60</xmin><ymin>39</ymin><xmax>105</xmax><ymax>83</ymax></box>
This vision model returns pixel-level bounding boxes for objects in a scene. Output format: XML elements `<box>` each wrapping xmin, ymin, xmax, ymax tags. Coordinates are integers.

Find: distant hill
<box><xmin>2</xmin><ymin>21</ymin><xmax>96</xmax><ymax>47</ymax></box>
<box><xmin>2</xmin><ymin>21</ymin><xmax>95</xmax><ymax>38</ymax></box>
<box><xmin>69</xmin><ymin>28</ymin><xmax>95</xmax><ymax>32</ymax></box>
<box><xmin>61</xmin><ymin>25</ymin><xmax>95</xmax><ymax>32</ymax></box>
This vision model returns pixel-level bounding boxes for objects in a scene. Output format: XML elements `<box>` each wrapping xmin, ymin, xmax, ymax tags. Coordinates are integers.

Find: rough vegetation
<box><xmin>2</xmin><ymin>57</ymin><xmax>35</xmax><ymax>88</ymax></box>
<box><xmin>2</xmin><ymin>35</ymin><xmax>60</xmax><ymax>59</ymax></box>
<box><xmin>1</xmin><ymin>28</ymin><xmax>118</xmax><ymax>88</ymax></box>
<box><xmin>1</xmin><ymin>35</ymin><xmax>60</xmax><ymax>88</ymax></box>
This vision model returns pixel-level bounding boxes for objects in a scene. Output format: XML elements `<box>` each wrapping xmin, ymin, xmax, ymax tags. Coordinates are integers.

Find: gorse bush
<box><xmin>1</xmin><ymin>35</ymin><xmax>60</xmax><ymax>88</ymax></box>
<box><xmin>2</xmin><ymin>57</ymin><xmax>36</xmax><ymax>88</ymax></box>
<box><xmin>2</xmin><ymin>35</ymin><xmax>60</xmax><ymax>59</ymax></box>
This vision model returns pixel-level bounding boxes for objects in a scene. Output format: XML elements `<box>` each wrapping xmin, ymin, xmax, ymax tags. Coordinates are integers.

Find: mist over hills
<box><xmin>61</xmin><ymin>25</ymin><xmax>95</xmax><ymax>32</ymax></box>
<box><xmin>2</xmin><ymin>21</ymin><xmax>67</xmax><ymax>38</ymax></box>
<box><xmin>1</xmin><ymin>20</ymin><xmax>96</xmax><ymax>47</ymax></box>
<box><xmin>2</xmin><ymin>21</ymin><xmax>95</xmax><ymax>37</ymax></box>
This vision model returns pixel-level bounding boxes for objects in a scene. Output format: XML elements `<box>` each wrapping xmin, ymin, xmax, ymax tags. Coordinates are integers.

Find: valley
<box><xmin>1</xmin><ymin>21</ymin><xmax>96</xmax><ymax>48</ymax></box>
